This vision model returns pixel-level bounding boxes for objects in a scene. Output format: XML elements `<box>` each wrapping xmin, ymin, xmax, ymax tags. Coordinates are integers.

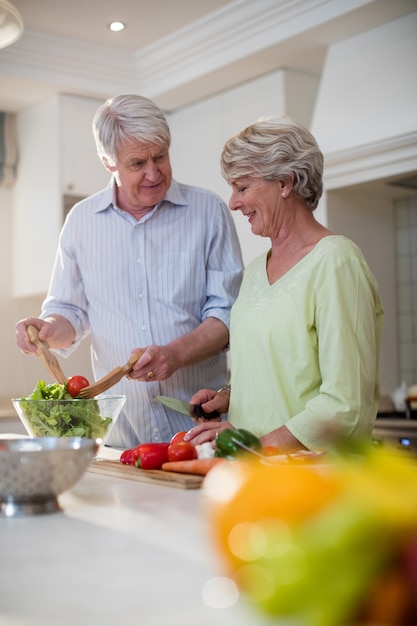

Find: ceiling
<box><xmin>7</xmin><ymin>0</ymin><xmax>233</xmax><ymax>50</ymax></box>
<box><xmin>1</xmin><ymin>0</ymin><xmax>416</xmax><ymax>113</ymax></box>
<box><xmin>3</xmin><ymin>0</ymin><xmax>235</xmax><ymax>111</ymax></box>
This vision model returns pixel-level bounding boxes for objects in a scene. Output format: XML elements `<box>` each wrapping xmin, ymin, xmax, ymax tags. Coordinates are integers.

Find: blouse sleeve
<box><xmin>286</xmin><ymin>252</ymin><xmax>383</xmax><ymax>452</ymax></box>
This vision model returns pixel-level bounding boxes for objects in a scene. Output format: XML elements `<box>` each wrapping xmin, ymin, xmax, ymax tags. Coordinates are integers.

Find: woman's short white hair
<box><xmin>93</xmin><ymin>94</ymin><xmax>171</xmax><ymax>166</ymax></box>
<box><xmin>221</xmin><ymin>115</ymin><xmax>323</xmax><ymax>210</ymax></box>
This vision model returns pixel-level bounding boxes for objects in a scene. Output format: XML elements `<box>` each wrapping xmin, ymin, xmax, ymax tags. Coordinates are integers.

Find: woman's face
<box><xmin>228</xmin><ymin>176</ymin><xmax>284</xmax><ymax>238</ymax></box>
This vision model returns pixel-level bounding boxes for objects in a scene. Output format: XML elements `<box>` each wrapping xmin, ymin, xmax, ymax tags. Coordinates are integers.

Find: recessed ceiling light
<box><xmin>109</xmin><ymin>21</ymin><xmax>125</xmax><ymax>32</ymax></box>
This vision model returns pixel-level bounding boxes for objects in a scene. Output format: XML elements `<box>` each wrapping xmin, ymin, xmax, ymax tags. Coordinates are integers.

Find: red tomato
<box><xmin>170</xmin><ymin>431</ymin><xmax>188</xmax><ymax>444</ymax></box>
<box><xmin>67</xmin><ymin>375</ymin><xmax>90</xmax><ymax>398</ymax></box>
<box><xmin>262</xmin><ymin>446</ymin><xmax>281</xmax><ymax>457</ymax></box>
<box><xmin>167</xmin><ymin>441</ymin><xmax>197</xmax><ymax>462</ymax></box>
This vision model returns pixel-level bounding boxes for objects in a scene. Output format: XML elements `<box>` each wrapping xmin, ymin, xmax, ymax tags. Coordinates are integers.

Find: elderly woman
<box><xmin>186</xmin><ymin>115</ymin><xmax>384</xmax><ymax>455</ymax></box>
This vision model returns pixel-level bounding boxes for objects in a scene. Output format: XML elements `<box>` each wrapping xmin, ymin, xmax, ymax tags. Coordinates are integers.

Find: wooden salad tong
<box><xmin>78</xmin><ymin>352</ymin><xmax>144</xmax><ymax>398</ymax></box>
<box><xmin>27</xmin><ymin>325</ymin><xmax>68</xmax><ymax>384</ymax></box>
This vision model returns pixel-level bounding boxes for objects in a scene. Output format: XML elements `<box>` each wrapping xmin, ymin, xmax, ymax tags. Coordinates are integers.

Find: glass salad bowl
<box><xmin>12</xmin><ymin>394</ymin><xmax>126</xmax><ymax>456</ymax></box>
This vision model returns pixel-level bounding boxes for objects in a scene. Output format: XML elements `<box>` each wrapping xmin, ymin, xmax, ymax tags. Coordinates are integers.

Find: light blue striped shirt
<box><xmin>41</xmin><ymin>179</ymin><xmax>243</xmax><ymax>448</ymax></box>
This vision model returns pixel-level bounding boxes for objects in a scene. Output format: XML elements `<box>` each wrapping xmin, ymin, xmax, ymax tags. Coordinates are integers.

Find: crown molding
<box><xmin>133</xmin><ymin>0</ymin><xmax>366</xmax><ymax>97</ymax></box>
<box><xmin>323</xmin><ymin>132</ymin><xmax>417</xmax><ymax>189</ymax></box>
<box><xmin>0</xmin><ymin>0</ymin><xmax>372</xmax><ymax>107</ymax></box>
<box><xmin>0</xmin><ymin>29</ymin><xmax>139</xmax><ymax>96</ymax></box>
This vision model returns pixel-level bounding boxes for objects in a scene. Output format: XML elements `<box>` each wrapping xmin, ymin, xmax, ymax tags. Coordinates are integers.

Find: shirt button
<box><xmin>136</xmin><ymin>258</ymin><xmax>141</xmax><ymax>263</ymax></box>
<box><xmin>141</xmin><ymin>325</ymin><xmax>147</xmax><ymax>331</ymax></box>
<box><xmin>138</xmin><ymin>293</ymin><xmax>143</xmax><ymax>299</ymax></box>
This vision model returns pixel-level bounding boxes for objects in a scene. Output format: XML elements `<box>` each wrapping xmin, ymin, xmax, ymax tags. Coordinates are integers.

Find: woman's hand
<box><xmin>184</xmin><ymin>419</ymin><xmax>234</xmax><ymax>446</ymax></box>
<box><xmin>189</xmin><ymin>388</ymin><xmax>230</xmax><ymax>417</ymax></box>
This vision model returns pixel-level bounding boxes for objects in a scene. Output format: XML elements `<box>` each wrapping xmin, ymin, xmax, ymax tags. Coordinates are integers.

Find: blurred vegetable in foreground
<box><xmin>203</xmin><ymin>446</ymin><xmax>417</xmax><ymax>626</ymax></box>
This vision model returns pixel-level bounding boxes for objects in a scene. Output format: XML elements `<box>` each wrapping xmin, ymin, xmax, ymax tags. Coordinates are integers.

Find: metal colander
<box><xmin>0</xmin><ymin>437</ymin><xmax>98</xmax><ymax>517</ymax></box>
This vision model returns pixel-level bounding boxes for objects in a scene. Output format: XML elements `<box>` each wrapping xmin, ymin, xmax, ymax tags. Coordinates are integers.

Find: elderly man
<box><xmin>16</xmin><ymin>94</ymin><xmax>243</xmax><ymax>448</ymax></box>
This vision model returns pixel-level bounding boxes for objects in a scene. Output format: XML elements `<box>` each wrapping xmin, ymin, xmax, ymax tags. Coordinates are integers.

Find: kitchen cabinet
<box><xmin>13</xmin><ymin>94</ymin><xmax>110</xmax><ymax>296</ymax></box>
<box><xmin>60</xmin><ymin>94</ymin><xmax>111</xmax><ymax>197</ymax></box>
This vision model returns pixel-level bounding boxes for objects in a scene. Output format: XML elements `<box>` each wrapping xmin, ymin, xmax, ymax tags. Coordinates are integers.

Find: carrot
<box><xmin>161</xmin><ymin>457</ymin><xmax>226</xmax><ymax>476</ymax></box>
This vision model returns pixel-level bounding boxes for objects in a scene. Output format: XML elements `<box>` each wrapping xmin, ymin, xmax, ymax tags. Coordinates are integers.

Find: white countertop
<box><xmin>0</xmin><ymin>444</ymin><xmax>273</xmax><ymax>626</ymax></box>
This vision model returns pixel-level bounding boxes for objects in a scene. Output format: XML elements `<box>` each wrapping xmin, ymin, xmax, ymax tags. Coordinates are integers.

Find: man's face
<box><xmin>106</xmin><ymin>139</ymin><xmax>172</xmax><ymax>212</ymax></box>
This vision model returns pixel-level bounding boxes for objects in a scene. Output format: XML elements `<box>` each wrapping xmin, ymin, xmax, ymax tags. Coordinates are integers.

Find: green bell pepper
<box><xmin>214</xmin><ymin>428</ymin><xmax>262</xmax><ymax>458</ymax></box>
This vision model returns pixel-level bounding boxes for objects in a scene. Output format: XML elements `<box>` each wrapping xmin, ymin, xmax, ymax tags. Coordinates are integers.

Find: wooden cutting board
<box><xmin>87</xmin><ymin>458</ymin><xmax>203</xmax><ymax>489</ymax></box>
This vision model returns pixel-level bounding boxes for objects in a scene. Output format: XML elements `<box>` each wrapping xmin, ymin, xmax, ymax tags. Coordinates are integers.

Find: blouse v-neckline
<box><xmin>264</xmin><ymin>234</ymin><xmax>337</xmax><ymax>286</ymax></box>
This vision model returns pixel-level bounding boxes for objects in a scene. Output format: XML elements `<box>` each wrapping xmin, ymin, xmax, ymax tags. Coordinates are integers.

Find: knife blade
<box><xmin>230</xmin><ymin>437</ymin><xmax>278</xmax><ymax>464</ymax></box>
<box><xmin>156</xmin><ymin>395</ymin><xmax>220</xmax><ymax>420</ymax></box>
<box><xmin>230</xmin><ymin>437</ymin><xmax>265</xmax><ymax>459</ymax></box>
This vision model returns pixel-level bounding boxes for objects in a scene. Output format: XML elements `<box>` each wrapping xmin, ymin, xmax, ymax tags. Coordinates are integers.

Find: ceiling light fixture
<box><xmin>0</xmin><ymin>0</ymin><xmax>24</xmax><ymax>49</ymax></box>
<box><xmin>109</xmin><ymin>21</ymin><xmax>126</xmax><ymax>32</ymax></box>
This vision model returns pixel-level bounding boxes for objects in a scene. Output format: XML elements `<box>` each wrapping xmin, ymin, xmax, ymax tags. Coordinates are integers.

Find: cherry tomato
<box><xmin>170</xmin><ymin>431</ymin><xmax>188</xmax><ymax>444</ymax></box>
<box><xmin>67</xmin><ymin>375</ymin><xmax>90</xmax><ymax>398</ymax></box>
<box><xmin>167</xmin><ymin>441</ymin><xmax>197</xmax><ymax>462</ymax></box>
<box><xmin>262</xmin><ymin>446</ymin><xmax>281</xmax><ymax>457</ymax></box>
<box><xmin>119</xmin><ymin>449</ymin><xmax>134</xmax><ymax>465</ymax></box>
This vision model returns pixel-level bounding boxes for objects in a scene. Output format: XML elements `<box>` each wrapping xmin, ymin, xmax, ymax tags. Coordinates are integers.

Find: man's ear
<box><xmin>102</xmin><ymin>156</ymin><xmax>116</xmax><ymax>173</ymax></box>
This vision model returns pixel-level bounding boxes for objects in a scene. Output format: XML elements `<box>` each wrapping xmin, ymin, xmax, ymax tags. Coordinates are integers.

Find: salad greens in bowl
<box><xmin>12</xmin><ymin>381</ymin><xmax>126</xmax><ymax>451</ymax></box>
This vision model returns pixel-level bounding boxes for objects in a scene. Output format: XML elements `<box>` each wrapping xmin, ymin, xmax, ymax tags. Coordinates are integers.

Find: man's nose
<box><xmin>144</xmin><ymin>159</ymin><xmax>159</xmax><ymax>180</ymax></box>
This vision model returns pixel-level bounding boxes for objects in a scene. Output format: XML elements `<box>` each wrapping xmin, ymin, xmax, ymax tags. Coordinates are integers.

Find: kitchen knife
<box><xmin>229</xmin><ymin>437</ymin><xmax>279</xmax><ymax>465</ymax></box>
<box><xmin>156</xmin><ymin>395</ymin><xmax>220</xmax><ymax>420</ymax></box>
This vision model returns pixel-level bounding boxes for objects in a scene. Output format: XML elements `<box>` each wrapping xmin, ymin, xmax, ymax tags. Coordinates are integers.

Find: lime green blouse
<box><xmin>228</xmin><ymin>236</ymin><xmax>384</xmax><ymax>454</ymax></box>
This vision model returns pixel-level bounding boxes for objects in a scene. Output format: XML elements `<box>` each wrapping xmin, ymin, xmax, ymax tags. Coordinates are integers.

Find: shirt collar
<box><xmin>95</xmin><ymin>177</ymin><xmax>187</xmax><ymax>214</ymax></box>
<box><xmin>162</xmin><ymin>179</ymin><xmax>187</xmax><ymax>207</ymax></box>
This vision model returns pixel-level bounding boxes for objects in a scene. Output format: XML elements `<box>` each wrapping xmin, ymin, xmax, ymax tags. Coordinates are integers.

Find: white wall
<box><xmin>0</xmin><ymin>187</ymin><xmax>12</xmax><ymax>302</ymax></box>
<box><xmin>393</xmin><ymin>195</ymin><xmax>417</xmax><ymax>388</ymax></box>
<box><xmin>13</xmin><ymin>97</ymin><xmax>61</xmax><ymax>297</ymax></box>
<box><xmin>1</xmin><ymin>185</ymin><xmax>93</xmax><ymax>400</ymax></box>
<box><xmin>168</xmin><ymin>68</ymin><xmax>319</xmax><ymax>267</ymax></box>
<box><xmin>0</xmin><ymin>186</ymin><xmax>16</xmax><ymax>398</ymax></box>
<box><xmin>13</xmin><ymin>94</ymin><xmax>111</xmax><ymax>298</ymax></box>
<box><xmin>2</xmin><ymin>95</ymin><xmax>105</xmax><ymax>398</ymax></box>
<box><xmin>311</xmin><ymin>12</ymin><xmax>417</xmax><ymax>153</ymax></box>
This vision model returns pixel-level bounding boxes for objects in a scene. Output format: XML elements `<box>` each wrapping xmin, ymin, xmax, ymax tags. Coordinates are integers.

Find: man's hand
<box><xmin>16</xmin><ymin>316</ymin><xmax>75</xmax><ymax>353</ymax></box>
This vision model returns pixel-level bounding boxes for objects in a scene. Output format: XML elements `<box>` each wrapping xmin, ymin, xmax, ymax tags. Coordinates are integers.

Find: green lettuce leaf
<box><xmin>18</xmin><ymin>380</ymin><xmax>112</xmax><ymax>439</ymax></box>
